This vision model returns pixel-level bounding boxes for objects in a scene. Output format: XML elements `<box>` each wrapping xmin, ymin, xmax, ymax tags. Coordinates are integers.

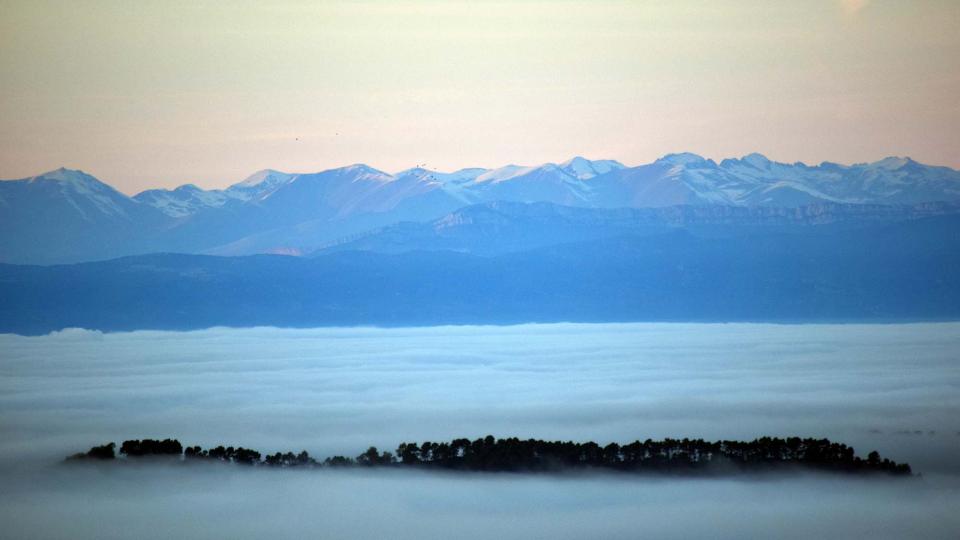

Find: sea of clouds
<box><xmin>1</xmin><ymin>322</ymin><xmax>959</xmax><ymax>538</ymax></box>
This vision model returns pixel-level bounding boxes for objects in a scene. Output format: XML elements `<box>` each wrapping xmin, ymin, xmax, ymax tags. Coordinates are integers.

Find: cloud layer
<box><xmin>1</xmin><ymin>322</ymin><xmax>959</xmax><ymax>538</ymax></box>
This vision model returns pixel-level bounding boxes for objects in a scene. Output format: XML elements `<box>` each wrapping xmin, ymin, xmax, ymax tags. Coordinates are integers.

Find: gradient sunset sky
<box><xmin>1</xmin><ymin>0</ymin><xmax>958</xmax><ymax>193</ymax></box>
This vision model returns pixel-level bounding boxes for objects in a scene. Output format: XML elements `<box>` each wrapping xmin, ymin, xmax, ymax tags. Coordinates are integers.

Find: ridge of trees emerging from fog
<box><xmin>67</xmin><ymin>436</ymin><xmax>913</xmax><ymax>476</ymax></box>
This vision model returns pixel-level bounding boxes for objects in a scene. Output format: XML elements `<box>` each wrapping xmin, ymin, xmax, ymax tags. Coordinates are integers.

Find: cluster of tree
<box><xmin>66</xmin><ymin>436</ymin><xmax>912</xmax><ymax>476</ymax></box>
<box><xmin>67</xmin><ymin>439</ymin><xmax>182</xmax><ymax>461</ymax></box>
<box><xmin>68</xmin><ymin>442</ymin><xmax>116</xmax><ymax>461</ymax></box>
<box><xmin>369</xmin><ymin>436</ymin><xmax>911</xmax><ymax>475</ymax></box>
<box><xmin>185</xmin><ymin>445</ymin><xmax>263</xmax><ymax>465</ymax></box>
<box><xmin>120</xmin><ymin>439</ymin><xmax>183</xmax><ymax>457</ymax></box>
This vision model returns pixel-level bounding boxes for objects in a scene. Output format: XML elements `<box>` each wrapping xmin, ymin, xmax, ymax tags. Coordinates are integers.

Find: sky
<box><xmin>1</xmin><ymin>0</ymin><xmax>958</xmax><ymax>194</ymax></box>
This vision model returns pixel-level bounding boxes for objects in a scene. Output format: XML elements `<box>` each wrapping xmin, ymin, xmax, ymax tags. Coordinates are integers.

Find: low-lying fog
<box><xmin>1</xmin><ymin>323</ymin><xmax>959</xmax><ymax>538</ymax></box>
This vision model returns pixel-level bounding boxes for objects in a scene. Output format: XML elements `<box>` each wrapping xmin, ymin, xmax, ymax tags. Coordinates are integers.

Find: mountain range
<box><xmin>3</xmin><ymin>154</ymin><xmax>959</xmax><ymax>264</ymax></box>
<box><xmin>315</xmin><ymin>199</ymin><xmax>960</xmax><ymax>256</ymax></box>
<box><xmin>3</xmin><ymin>213</ymin><xmax>958</xmax><ymax>334</ymax></box>
<box><xmin>2</xmin><ymin>152</ymin><xmax>960</xmax><ymax>333</ymax></box>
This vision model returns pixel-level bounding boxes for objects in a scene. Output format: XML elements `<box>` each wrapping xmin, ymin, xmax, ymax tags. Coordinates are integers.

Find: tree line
<box><xmin>68</xmin><ymin>435</ymin><xmax>912</xmax><ymax>475</ymax></box>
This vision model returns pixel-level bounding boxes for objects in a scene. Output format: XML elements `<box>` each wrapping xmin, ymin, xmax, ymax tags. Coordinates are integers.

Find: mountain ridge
<box><xmin>312</xmin><ymin>200</ymin><xmax>960</xmax><ymax>257</ymax></box>
<box><xmin>3</xmin><ymin>154</ymin><xmax>959</xmax><ymax>264</ymax></box>
<box><xmin>2</xmin><ymin>213</ymin><xmax>958</xmax><ymax>334</ymax></box>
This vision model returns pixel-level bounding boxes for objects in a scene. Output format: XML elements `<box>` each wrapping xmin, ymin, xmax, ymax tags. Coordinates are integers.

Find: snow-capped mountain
<box><xmin>225</xmin><ymin>169</ymin><xmax>296</xmax><ymax>201</ymax></box>
<box><xmin>134</xmin><ymin>184</ymin><xmax>241</xmax><ymax>218</ymax></box>
<box><xmin>2</xmin><ymin>167</ymin><xmax>140</xmax><ymax>220</ymax></box>
<box><xmin>129</xmin><ymin>153</ymin><xmax>960</xmax><ymax>222</ymax></box>
<box><xmin>559</xmin><ymin>156</ymin><xmax>625</xmax><ymax>179</ymax></box>
<box><xmin>0</xmin><ymin>168</ymin><xmax>168</xmax><ymax>264</ymax></box>
<box><xmin>133</xmin><ymin>170</ymin><xmax>297</xmax><ymax>218</ymax></box>
<box><xmin>590</xmin><ymin>152</ymin><xmax>960</xmax><ymax>208</ymax></box>
<box><xmin>3</xmin><ymin>155</ymin><xmax>959</xmax><ymax>264</ymax></box>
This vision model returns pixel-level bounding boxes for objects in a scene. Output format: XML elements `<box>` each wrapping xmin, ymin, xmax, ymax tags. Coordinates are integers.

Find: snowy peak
<box><xmin>284</xmin><ymin>164</ymin><xmax>395</xmax><ymax>187</ymax></box>
<box><xmin>560</xmin><ymin>156</ymin><xmax>591</xmax><ymax>169</ymax></box>
<box><xmin>29</xmin><ymin>167</ymin><xmax>116</xmax><ymax>193</ymax></box>
<box><xmin>1</xmin><ymin>167</ymin><xmax>142</xmax><ymax>225</ymax></box>
<box><xmin>656</xmin><ymin>152</ymin><xmax>712</xmax><ymax>167</ymax></box>
<box><xmin>31</xmin><ymin>167</ymin><xmax>129</xmax><ymax>204</ymax></box>
<box><xmin>231</xmin><ymin>169</ymin><xmax>294</xmax><ymax>189</ymax></box>
<box><xmin>134</xmin><ymin>184</ymin><xmax>238</xmax><ymax>218</ymax></box>
<box><xmin>475</xmin><ymin>165</ymin><xmax>536</xmax><ymax>183</ymax></box>
<box><xmin>560</xmin><ymin>156</ymin><xmax>625</xmax><ymax>179</ymax></box>
<box><xmin>220</xmin><ymin>170</ymin><xmax>297</xmax><ymax>205</ymax></box>
<box><xmin>873</xmin><ymin>157</ymin><xmax>913</xmax><ymax>170</ymax></box>
<box><xmin>394</xmin><ymin>167</ymin><xmax>430</xmax><ymax>177</ymax></box>
<box><xmin>741</xmin><ymin>153</ymin><xmax>772</xmax><ymax>169</ymax></box>
<box><xmin>31</xmin><ymin>167</ymin><xmax>86</xmax><ymax>182</ymax></box>
<box><xmin>337</xmin><ymin>163</ymin><xmax>391</xmax><ymax>178</ymax></box>
<box><xmin>393</xmin><ymin>167</ymin><xmax>488</xmax><ymax>185</ymax></box>
<box><xmin>226</xmin><ymin>170</ymin><xmax>297</xmax><ymax>202</ymax></box>
<box><xmin>473</xmin><ymin>158</ymin><xmax>625</xmax><ymax>184</ymax></box>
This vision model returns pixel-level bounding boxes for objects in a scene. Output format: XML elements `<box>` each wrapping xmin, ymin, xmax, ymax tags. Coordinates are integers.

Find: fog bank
<box><xmin>1</xmin><ymin>323</ymin><xmax>959</xmax><ymax>538</ymax></box>
<box><xmin>2</xmin><ymin>464</ymin><xmax>959</xmax><ymax>540</ymax></box>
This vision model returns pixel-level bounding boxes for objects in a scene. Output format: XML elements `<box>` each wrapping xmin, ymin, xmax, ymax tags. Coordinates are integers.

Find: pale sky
<box><xmin>1</xmin><ymin>0</ymin><xmax>958</xmax><ymax>194</ymax></box>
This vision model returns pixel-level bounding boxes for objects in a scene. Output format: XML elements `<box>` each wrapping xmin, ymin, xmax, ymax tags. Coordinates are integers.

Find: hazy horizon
<box><xmin>3</xmin><ymin>0</ymin><xmax>959</xmax><ymax>193</ymax></box>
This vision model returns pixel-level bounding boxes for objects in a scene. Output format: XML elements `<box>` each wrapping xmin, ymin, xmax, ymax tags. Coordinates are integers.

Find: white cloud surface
<box><xmin>1</xmin><ymin>322</ymin><xmax>959</xmax><ymax>538</ymax></box>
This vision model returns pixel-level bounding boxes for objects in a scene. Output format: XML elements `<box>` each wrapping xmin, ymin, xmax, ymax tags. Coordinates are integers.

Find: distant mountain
<box><xmin>0</xmin><ymin>168</ymin><xmax>169</xmax><ymax>264</ymax></box>
<box><xmin>2</xmin><ymin>214</ymin><xmax>958</xmax><ymax>334</ymax></box>
<box><xmin>226</xmin><ymin>169</ymin><xmax>297</xmax><ymax>199</ymax></box>
<box><xmin>559</xmin><ymin>156</ymin><xmax>625</xmax><ymax>179</ymax></box>
<box><xmin>134</xmin><ymin>184</ymin><xmax>242</xmax><ymax>218</ymax></box>
<box><xmin>2</xmin><ymin>155</ymin><xmax>959</xmax><ymax>264</ymax></box>
<box><xmin>314</xmin><ymin>200</ymin><xmax>960</xmax><ymax>256</ymax></box>
<box><xmin>131</xmin><ymin>169</ymin><xmax>297</xmax><ymax>218</ymax></box>
<box><xmin>584</xmin><ymin>153</ymin><xmax>960</xmax><ymax>208</ymax></box>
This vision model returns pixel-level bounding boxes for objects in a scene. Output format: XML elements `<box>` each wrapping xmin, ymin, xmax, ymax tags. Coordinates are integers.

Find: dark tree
<box><xmin>64</xmin><ymin>435</ymin><xmax>914</xmax><ymax>476</ymax></box>
<box><xmin>120</xmin><ymin>439</ymin><xmax>183</xmax><ymax>457</ymax></box>
<box><xmin>357</xmin><ymin>446</ymin><xmax>381</xmax><ymax>466</ymax></box>
<box><xmin>67</xmin><ymin>442</ymin><xmax>115</xmax><ymax>461</ymax></box>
